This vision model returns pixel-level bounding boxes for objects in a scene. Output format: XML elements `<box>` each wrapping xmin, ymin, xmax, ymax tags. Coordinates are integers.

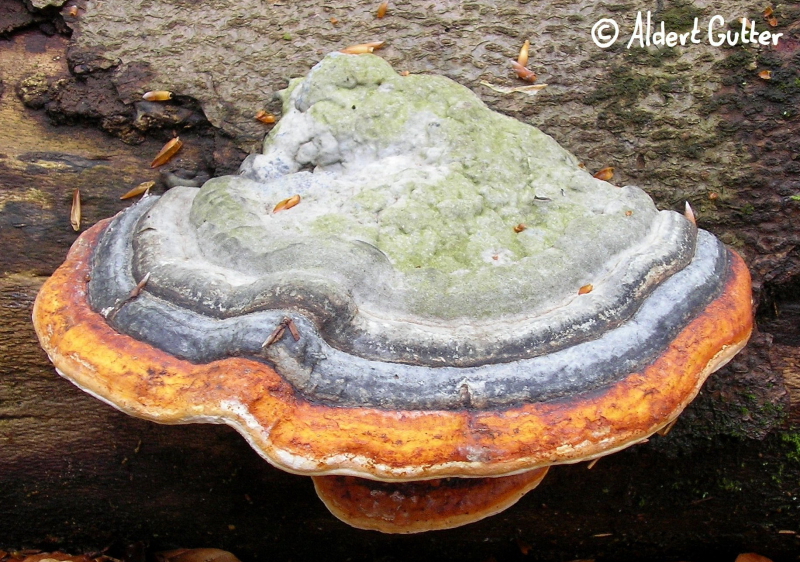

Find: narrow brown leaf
<box><xmin>517</xmin><ymin>39</ymin><xmax>530</xmax><ymax>67</ymax></box>
<box><xmin>285</xmin><ymin>317</ymin><xmax>300</xmax><ymax>341</ymax></box>
<box><xmin>763</xmin><ymin>6</ymin><xmax>774</xmax><ymax>17</ymax></box>
<box><xmin>121</xmin><ymin>181</ymin><xmax>155</xmax><ymax>200</ymax></box>
<box><xmin>578</xmin><ymin>284</ymin><xmax>593</xmax><ymax>295</ymax></box>
<box><xmin>255</xmin><ymin>110</ymin><xmax>276</xmax><ymax>124</ymax></box>
<box><xmin>340</xmin><ymin>41</ymin><xmax>385</xmax><ymax>54</ymax></box>
<box><xmin>150</xmin><ymin>137</ymin><xmax>183</xmax><ymax>168</ymax></box>
<box><xmin>376</xmin><ymin>1</ymin><xmax>388</xmax><ymax>18</ymax></box>
<box><xmin>513</xmin><ymin>223</ymin><xmax>527</xmax><ymax>233</ymax></box>
<box><xmin>129</xmin><ymin>272</ymin><xmax>151</xmax><ymax>299</ymax></box>
<box><xmin>262</xmin><ymin>325</ymin><xmax>286</xmax><ymax>347</ymax></box>
<box><xmin>768</xmin><ymin>16</ymin><xmax>778</xmax><ymax>26</ymax></box>
<box><xmin>70</xmin><ymin>189</ymin><xmax>81</xmax><ymax>231</ymax></box>
<box><xmin>510</xmin><ymin>60</ymin><xmax>536</xmax><ymax>82</ymax></box>
<box><xmin>586</xmin><ymin>458</ymin><xmax>600</xmax><ymax>469</ymax></box>
<box><xmin>273</xmin><ymin>194</ymin><xmax>301</xmax><ymax>213</ymax></box>
<box><xmin>143</xmin><ymin>90</ymin><xmax>173</xmax><ymax>101</ymax></box>
<box><xmin>684</xmin><ymin>201</ymin><xmax>696</xmax><ymax>226</ymax></box>
<box><xmin>593</xmin><ymin>166</ymin><xmax>614</xmax><ymax>181</ymax></box>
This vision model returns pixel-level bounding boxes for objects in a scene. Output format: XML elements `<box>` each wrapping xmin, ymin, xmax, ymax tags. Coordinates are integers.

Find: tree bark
<box><xmin>1</xmin><ymin>1</ymin><xmax>800</xmax><ymax>561</ymax></box>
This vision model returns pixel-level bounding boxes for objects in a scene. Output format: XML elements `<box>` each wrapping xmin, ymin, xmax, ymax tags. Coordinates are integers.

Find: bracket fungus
<box><xmin>33</xmin><ymin>53</ymin><xmax>753</xmax><ymax>533</ymax></box>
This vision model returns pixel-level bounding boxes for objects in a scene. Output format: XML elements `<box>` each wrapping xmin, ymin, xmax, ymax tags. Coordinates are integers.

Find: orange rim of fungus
<box><xmin>33</xmin><ymin>219</ymin><xmax>753</xmax><ymax>481</ymax></box>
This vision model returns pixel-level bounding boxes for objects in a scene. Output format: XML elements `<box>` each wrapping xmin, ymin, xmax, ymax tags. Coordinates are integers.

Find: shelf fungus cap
<box><xmin>33</xmin><ymin>53</ymin><xmax>753</xmax><ymax>533</ymax></box>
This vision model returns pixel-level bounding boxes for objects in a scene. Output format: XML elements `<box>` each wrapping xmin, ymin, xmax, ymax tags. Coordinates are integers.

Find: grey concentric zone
<box><xmin>88</xmin><ymin>196</ymin><xmax>729</xmax><ymax>410</ymax></box>
<box><xmin>95</xmin><ymin>187</ymin><xmax>700</xmax><ymax>369</ymax></box>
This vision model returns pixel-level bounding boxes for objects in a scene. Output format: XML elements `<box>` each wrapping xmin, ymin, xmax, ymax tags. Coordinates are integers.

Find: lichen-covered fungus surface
<box><xmin>33</xmin><ymin>53</ymin><xmax>754</xmax><ymax>533</ymax></box>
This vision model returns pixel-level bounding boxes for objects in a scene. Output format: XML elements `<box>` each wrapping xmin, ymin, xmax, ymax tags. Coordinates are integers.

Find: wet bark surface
<box><xmin>1</xmin><ymin>1</ymin><xmax>800</xmax><ymax>561</ymax></box>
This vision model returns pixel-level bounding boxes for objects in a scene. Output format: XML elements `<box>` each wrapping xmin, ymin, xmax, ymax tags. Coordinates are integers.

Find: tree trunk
<box><xmin>1</xmin><ymin>1</ymin><xmax>799</xmax><ymax>560</ymax></box>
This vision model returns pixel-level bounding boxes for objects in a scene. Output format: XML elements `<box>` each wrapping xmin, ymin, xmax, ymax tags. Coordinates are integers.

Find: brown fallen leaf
<box><xmin>517</xmin><ymin>39</ymin><xmax>530</xmax><ymax>67</ymax></box>
<box><xmin>510</xmin><ymin>59</ymin><xmax>537</xmax><ymax>82</ymax></box>
<box><xmin>128</xmin><ymin>272</ymin><xmax>151</xmax><ymax>299</ymax></box>
<box><xmin>376</xmin><ymin>1</ymin><xmax>388</xmax><ymax>18</ymax></box>
<box><xmin>593</xmin><ymin>166</ymin><xmax>614</xmax><ymax>181</ymax></box>
<box><xmin>513</xmin><ymin>223</ymin><xmax>527</xmax><ymax>233</ymax></box>
<box><xmin>255</xmin><ymin>110</ymin><xmax>276</xmax><ymax>124</ymax></box>
<box><xmin>578</xmin><ymin>284</ymin><xmax>593</xmax><ymax>295</ymax></box>
<box><xmin>763</xmin><ymin>5</ymin><xmax>774</xmax><ymax>17</ymax></box>
<box><xmin>143</xmin><ymin>90</ymin><xmax>172</xmax><ymax>101</ymax></box>
<box><xmin>340</xmin><ymin>41</ymin><xmax>385</xmax><ymax>54</ymax></box>
<box><xmin>285</xmin><ymin>317</ymin><xmax>300</xmax><ymax>341</ymax></box>
<box><xmin>684</xmin><ymin>201</ymin><xmax>696</xmax><ymax>226</ymax></box>
<box><xmin>262</xmin><ymin>324</ymin><xmax>286</xmax><ymax>348</ymax></box>
<box><xmin>150</xmin><ymin>137</ymin><xmax>183</xmax><ymax>168</ymax></box>
<box><xmin>273</xmin><ymin>194</ymin><xmax>301</xmax><ymax>213</ymax></box>
<box><xmin>120</xmin><ymin>181</ymin><xmax>155</xmax><ymax>200</ymax></box>
<box><xmin>758</xmin><ymin>69</ymin><xmax>772</xmax><ymax>80</ymax></box>
<box><xmin>768</xmin><ymin>16</ymin><xmax>778</xmax><ymax>26</ymax></box>
<box><xmin>70</xmin><ymin>189</ymin><xmax>81</xmax><ymax>231</ymax></box>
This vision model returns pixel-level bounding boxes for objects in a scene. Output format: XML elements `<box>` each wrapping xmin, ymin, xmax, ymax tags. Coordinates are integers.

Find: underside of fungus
<box><xmin>33</xmin><ymin>53</ymin><xmax>753</xmax><ymax>533</ymax></box>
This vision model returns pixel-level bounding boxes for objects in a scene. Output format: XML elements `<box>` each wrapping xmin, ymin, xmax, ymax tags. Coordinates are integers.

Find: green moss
<box><xmin>597</xmin><ymin>107</ymin><xmax>654</xmax><ymax>132</ymax></box>
<box><xmin>605</xmin><ymin>3</ymin><xmax>633</xmax><ymax>12</ymax></box>
<box><xmin>586</xmin><ymin>67</ymin><xmax>656</xmax><ymax>104</ymax></box>
<box><xmin>625</xmin><ymin>46</ymin><xmax>679</xmax><ymax>67</ymax></box>
<box><xmin>718</xmin><ymin>477</ymin><xmax>743</xmax><ymax>492</ymax></box>
<box><xmin>0</xmin><ymin>188</ymin><xmax>53</xmax><ymax>212</ymax></box>
<box><xmin>716</xmin><ymin>49</ymin><xmax>754</xmax><ymax>70</ymax></box>
<box><xmin>660</xmin><ymin>0</ymin><xmax>703</xmax><ymax>31</ymax></box>
<box><xmin>658</xmin><ymin>77</ymin><xmax>686</xmax><ymax>94</ymax></box>
<box><xmin>781</xmin><ymin>433</ymin><xmax>800</xmax><ymax>464</ymax></box>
